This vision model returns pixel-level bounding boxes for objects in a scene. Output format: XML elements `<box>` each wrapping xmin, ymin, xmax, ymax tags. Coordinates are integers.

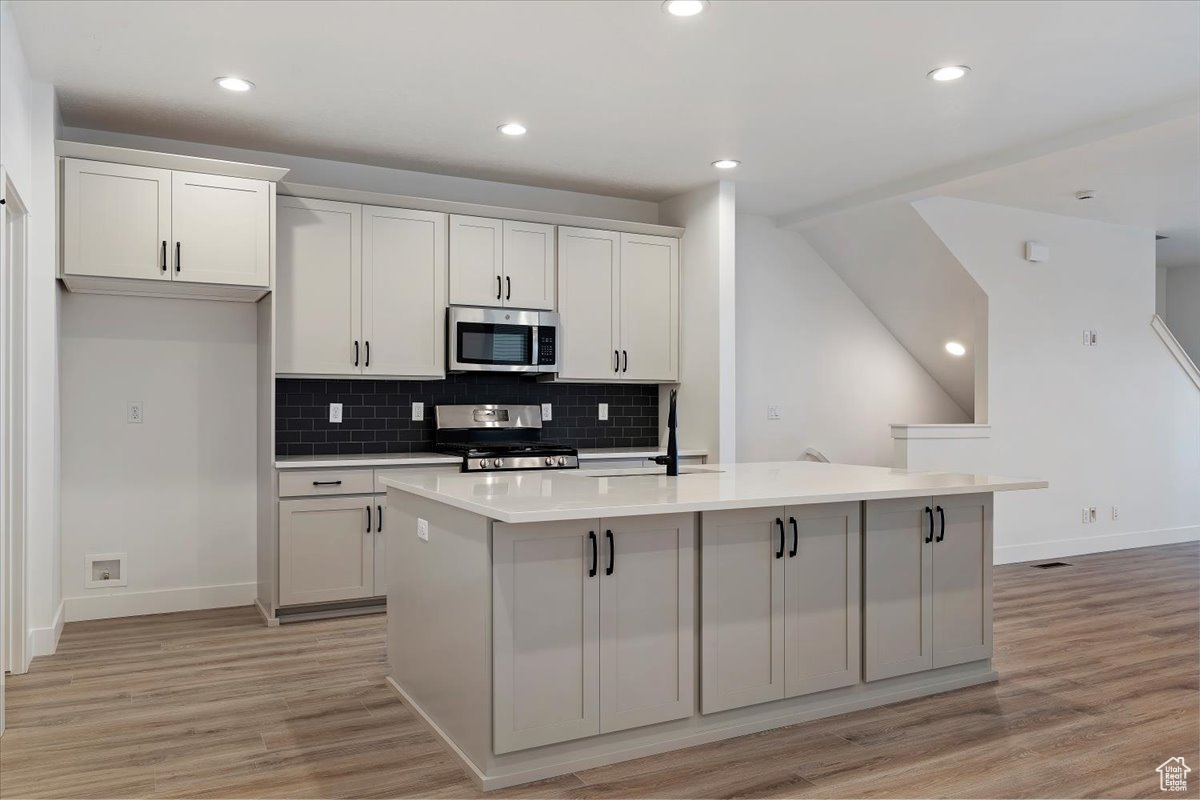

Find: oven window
<box><xmin>457</xmin><ymin>323</ymin><xmax>532</xmax><ymax>365</ymax></box>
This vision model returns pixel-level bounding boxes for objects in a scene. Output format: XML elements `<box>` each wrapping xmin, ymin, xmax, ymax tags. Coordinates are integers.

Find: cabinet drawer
<box><xmin>278</xmin><ymin>469</ymin><xmax>375</xmax><ymax>497</ymax></box>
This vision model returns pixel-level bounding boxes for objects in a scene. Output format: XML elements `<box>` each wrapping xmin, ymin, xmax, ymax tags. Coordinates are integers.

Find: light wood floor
<box><xmin>2</xmin><ymin>542</ymin><xmax>1197</xmax><ymax>800</ymax></box>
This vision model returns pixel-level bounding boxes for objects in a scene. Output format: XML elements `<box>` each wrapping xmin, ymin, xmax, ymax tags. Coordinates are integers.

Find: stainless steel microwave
<box><xmin>447</xmin><ymin>307</ymin><xmax>559</xmax><ymax>373</ymax></box>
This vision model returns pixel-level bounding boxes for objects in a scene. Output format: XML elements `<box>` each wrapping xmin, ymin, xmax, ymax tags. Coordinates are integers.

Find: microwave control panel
<box><xmin>537</xmin><ymin>328</ymin><xmax>557</xmax><ymax>366</ymax></box>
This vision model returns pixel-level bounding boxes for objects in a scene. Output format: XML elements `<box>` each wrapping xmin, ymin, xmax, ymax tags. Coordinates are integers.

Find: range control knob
<box><xmin>545</xmin><ymin>457</ymin><xmax>555</xmax><ymax>466</ymax></box>
<box><xmin>479</xmin><ymin>459</ymin><xmax>491</xmax><ymax>469</ymax></box>
<box><xmin>557</xmin><ymin>456</ymin><xmax>567</xmax><ymax>466</ymax></box>
<box><xmin>494</xmin><ymin>458</ymin><xmax>504</xmax><ymax>468</ymax></box>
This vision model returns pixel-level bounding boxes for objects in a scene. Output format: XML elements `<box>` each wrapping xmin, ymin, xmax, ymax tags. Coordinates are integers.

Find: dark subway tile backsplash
<box><xmin>275</xmin><ymin>374</ymin><xmax>661</xmax><ymax>456</ymax></box>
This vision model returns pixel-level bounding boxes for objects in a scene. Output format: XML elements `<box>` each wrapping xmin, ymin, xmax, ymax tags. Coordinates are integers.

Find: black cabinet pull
<box><xmin>613</xmin><ymin>350</ymin><xmax>620</xmax><ymax>373</ymax></box>
<box><xmin>377</xmin><ymin>505</ymin><xmax>383</xmax><ymax>533</ymax></box>
<box><xmin>366</xmin><ymin>505</ymin><xmax>372</xmax><ymax>533</ymax></box>
<box><xmin>588</xmin><ymin>531</ymin><xmax>598</xmax><ymax>578</ymax></box>
<box><xmin>936</xmin><ymin>505</ymin><xmax>946</xmax><ymax>542</ymax></box>
<box><xmin>161</xmin><ymin>241</ymin><xmax>167</xmax><ymax>272</ymax></box>
<box><xmin>365</xmin><ymin>341</ymin><xmax>370</xmax><ymax>368</ymax></box>
<box><xmin>496</xmin><ymin>275</ymin><xmax>502</xmax><ymax>300</ymax></box>
<box><xmin>621</xmin><ymin>350</ymin><xmax>628</xmax><ymax>373</ymax></box>
<box><xmin>924</xmin><ymin>507</ymin><xmax>934</xmax><ymax>544</ymax></box>
<box><xmin>354</xmin><ymin>340</ymin><xmax>360</xmax><ymax>367</ymax></box>
<box><xmin>311</xmin><ymin>480</ymin><xmax>342</xmax><ymax>486</ymax></box>
<box><xmin>605</xmin><ymin>530</ymin><xmax>615</xmax><ymax>576</ymax></box>
<box><xmin>775</xmin><ymin>518</ymin><xmax>785</xmax><ymax>559</ymax></box>
<box><xmin>175</xmin><ymin>241</ymin><xmax>181</xmax><ymax>272</ymax></box>
<box><xmin>788</xmin><ymin>517</ymin><xmax>799</xmax><ymax>558</ymax></box>
<box><xmin>506</xmin><ymin>275</ymin><xmax>511</xmax><ymax>301</ymax></box>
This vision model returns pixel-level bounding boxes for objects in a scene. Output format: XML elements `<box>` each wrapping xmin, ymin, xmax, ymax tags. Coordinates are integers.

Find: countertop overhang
<box><xmin>379</xmin><ymin>461</ymin><xmax>1048</xmax><ymax>523</ymax></box>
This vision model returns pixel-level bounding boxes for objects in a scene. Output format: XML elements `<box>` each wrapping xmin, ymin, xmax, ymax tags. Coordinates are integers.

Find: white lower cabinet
<box><xmin>700</xmin><ymin>503</ymin><xmax>860</xmax><ymax>714</ymax></box>
<box><xmin>863</xmin><ymin>493</ymin><xmax>992</xmax><ymax>681</ymax></box>
<box><xmin>372</xmin><ymin>493</ymin><xmax>387</xmax><ymax>598</ymax></box>
<box><xmin>492</xmin><ymin>514</ymin><xmax>695</xmax><ymax>754</ymax></box>
<box><xmin>278</xmin><ymin>496</ymin><xmax>376</xmax><ymax>606</ymax></box>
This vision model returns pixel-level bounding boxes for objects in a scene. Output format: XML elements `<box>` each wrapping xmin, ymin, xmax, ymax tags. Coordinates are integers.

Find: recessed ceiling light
<box><xmin>498</xmin><ymin>122</ymin><xmax>527</xmax><ymax>136</ymax></box>
<box><xmin>712</xmin><ymin>159</ymin><xmax>740</xmax><ymax>169</ymax></box>
<box><xmin>927</xmin><ymin>65</ymin><xmax>970</xmax><ymax>82</ymax></box>
<box><xmin>215</xmin><ymin>77</ymin><xmax>254</xmax><ymax>92</ymax></box>
<box><xmin>945</xmin><ymin>341</ymin><xmax>967</xmax><ymax>357</ymax></box>
<box><xmin>662</xmin><ymin>0</ymin><xmax>708</xmax><ymax>16</ymax></box>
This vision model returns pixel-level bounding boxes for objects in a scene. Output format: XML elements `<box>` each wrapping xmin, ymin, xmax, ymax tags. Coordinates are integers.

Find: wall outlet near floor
<box><xmin>329</xmin><ymin>402</ymin><xmax>343</xmax><ymax>423</ymax></box>
<box><xmin>1111</xmin><ymin>505</ymin><xmax>1119</xmax><ymax>521</ymax></box>
<box><xmin>126</xmin><ymin>400</ymin><xmax>143</xmax><ymax>424</ymax></box>
<box><xmin>541</xmin><ymin>402</ymin><xmax>553</xmax><ymax>421</ymax></box>
<box><xmin>416</xmin><ymin>518</ymin><xmax>429</xmax><ymax>542</ymax></box>
<box><xmin>1082</xmin><ymin>506</ymin><xmax>1098</xmax><ymax>524</ymax></box>
<box><xmin>1082</xmin><ymin>330</ymin><xmax>1098</xmax><ymax>346</ymax></box>
<box><xmin>767</xmin><ymin>405</ymin><xmax>783</xmax><ymax>420</ymax></box>
<box><xmin>412</xmin><ymin>401</ymin><xmax>424</xmax><ymax>421</ymax></box>
<box><xmin>598</xmin><ymin>403</ymin><xmax>608</xmax><ymax>421</ymax></box>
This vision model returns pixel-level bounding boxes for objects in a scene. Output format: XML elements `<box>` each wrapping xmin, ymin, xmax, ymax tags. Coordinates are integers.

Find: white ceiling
<box><xmin>12</xmin><ymin>0</ymin><xmax>1200</xmax><ymax>218</ymax></box>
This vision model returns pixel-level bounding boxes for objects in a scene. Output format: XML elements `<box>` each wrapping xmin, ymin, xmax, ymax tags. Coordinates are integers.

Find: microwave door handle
<box><xmin>530</xmin><ymin>325</ymin><xmax>538</xmax><ymax>366</ymax></box>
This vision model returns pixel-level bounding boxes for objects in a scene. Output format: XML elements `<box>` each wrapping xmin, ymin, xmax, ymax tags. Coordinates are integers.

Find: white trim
<box><xmin>27</xmin><ymin>601</ymin><xmax>63</xmax><ymax>657</ymax></box>
<box><xmin>890</xmin><ymin>423</ymin><xmax>992</xmax><ymax>440</ymax></box>
<box><xmin>279</xmin><ymin>182</ymin><xmax>684</xmax><ymax>238</ymax></box>
<box><xmin>254</xmin><ymin>598</ymin><xmax>279</xmax><ymax>628</ymax></box>
<box><xmin>63</xmin><ymin>582</ymin><xmax>256</xmax><ymax>622</ymax></box>
<box><xmin>995</xmin><ymin>525</ymin><xmax>1200</xmax><ymax>565</ymax></box>
<box><xmin>55</xmin><ymin>141</ymin><xmax>289</xmax><ymax>182</ymax></box>
<box><xmin>1152</xmin><ymin>314</ymin><xmax>1200</xmax><ymax>390</ymax></box>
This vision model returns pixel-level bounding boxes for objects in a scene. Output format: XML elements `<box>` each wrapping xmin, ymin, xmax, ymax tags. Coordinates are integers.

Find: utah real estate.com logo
<box><xmin>1157</xmin><ymin>757</ymin><xmax>1190</xmax><ymax>792</ymax></box>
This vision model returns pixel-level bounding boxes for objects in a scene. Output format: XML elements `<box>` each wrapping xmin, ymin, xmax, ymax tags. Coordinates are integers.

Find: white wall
<box><xmin>915</xmin><ymin>196</ymin><xmax>1200</xmax><ymax>563</ymax></box>
<box><xmin>2</xmin><ymin>0</ymin><xmax>62</xmax><ymax>657</ymax></box>
<box><xmin>736</xmin><ymin>215</ymin><xmax>968</xmax><ymax>466</ymax></box>
<box><xmin>60</xmin><ymin>295</ymin><xmax>258</xmax><ymax>621</ymax></box>
<box><xmin>659</xmin><ymin>182</ymin><xmax>737</xmax><ymax>461</ymax></box>
<box><xmin>1164</xmin><ymin>265</ymin><xmax>1200</xmax><ymax>364</ymax></box>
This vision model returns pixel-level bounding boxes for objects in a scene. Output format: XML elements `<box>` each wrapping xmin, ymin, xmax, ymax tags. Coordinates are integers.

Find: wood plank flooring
<box><xmin>2</xmin><ymin>542</ymin><xmax>1196</xmax><ymax>799</ymax></box>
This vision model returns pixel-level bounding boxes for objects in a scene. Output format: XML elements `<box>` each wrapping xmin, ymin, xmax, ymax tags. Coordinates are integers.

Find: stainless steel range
<box><xmin>433</xmin><ymin>404</ymin><xmax>579</xmax><ymax>473</ymax></box>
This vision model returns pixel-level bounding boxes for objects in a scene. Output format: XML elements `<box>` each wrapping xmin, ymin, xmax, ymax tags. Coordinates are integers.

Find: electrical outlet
<box><xmin>1082</xmin><ymin>507</ymin><xmax>1091</xmax><ymax>524</ymax></box>
<box><xmin>541</xmin><ymin>402</ymin><xmax>552</xmax><ymax>421</ymax></box>
<box><xmin>329</xmin><ymin>402</ymin><xmax>343</xmax><ymax>423</ymax></box>
<box><xmin>767</xmin><ymin>405</ymin><xmax>783</xmax><ymax>420</ymax></box>
<box><xmin>126</xmin><ymin>401</ymin><xmax>143</xmax><ymax>424</ymax></box>
<box><xmin>1082</xmin><ymin>330</ymin><xmax>1098</xmax><ymax>346</ymax></box>
<box><xmin>598</xmin><ymin>403</ymin><xmax>608</xmax><ymax>421</ymax></box>
<box><xmin>412</xmin><ymin>402</ymin><xmax>424</xmax><ymax>421</ymax></box>
<box><xmin>416</xmin><ymin>518</ymin><xmax>429</xmax><ymax>542</ymax></box>
<box><xmin>1111</xmin><ymin>505</ymin><xmax>1119</xmax><ymax>521</ymax></box>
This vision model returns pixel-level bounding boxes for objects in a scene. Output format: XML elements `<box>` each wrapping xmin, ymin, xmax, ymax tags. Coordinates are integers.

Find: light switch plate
<box><xmin>412</xmin><ymin>402</ymin><xmax>424</xmax><ymax>421</ymax></box>
<box><xmin>126</xmin><ymin>401</ymin><xmax>143</xmax><ymax>424</ymax></box>
<box><xmin>417</xmin><ymin>518</ymin><xmax>429</xmax><ymax>542</ymax></box>
<box><xmin>541</xmin><ymin>402</ymin><xmax>552</xmax><ymax>421</ymax></box>
<box><xmin>598</xmin><ymin>403</ymin><xmax>609</xmax><ymax>421</ymax></box>
<box><xmin>329</xmin><ymin>402</ymin><xmax>343</xmax><ymax>423</ymax></box>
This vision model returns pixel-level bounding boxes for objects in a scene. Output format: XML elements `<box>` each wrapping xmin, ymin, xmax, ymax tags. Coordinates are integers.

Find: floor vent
<box><xmin>1033</xmin><ymin>561</ymin><xmax>1072</xmax><ymax>569</ymax></box>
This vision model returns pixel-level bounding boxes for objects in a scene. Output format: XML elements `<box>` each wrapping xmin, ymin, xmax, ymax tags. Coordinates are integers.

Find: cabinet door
<box><xmin>493</xmin><ymin>519</ymin><xmax>600</xmax><ymax>753</ymax></box>
<box><xmin>599</xmin><ymin>514</ymin><xmax>695</xmax><ymax>733</ymax></box>
<box><xmin>618</xmin><ymin>234</ymin><xmax>678</xmax><ymax>382</ymax></box>
<box><xmin>931</xmin><ymin>493</ymin><xmax>993</xmax><ymax>668</ymax></box>
<box><xmin>863</xmin><ymin>497</ymin><xmax>934</xmax><ymax>681</ymax></box>
<box><xmin>275</xmin><ymin>197</ymin><xmax>362</xmax><ymax>375</ymax></box>
<box><xmin>784</xmin><ymin>502</ymin><xmax>861</xmax><ymax>697</ymax></box>
<box><xmin>170</xmin><ymin>171</ymin><xmax>270</xmax><ymax>286</ymax></box>
<box><xmin>557</xmin><ymin>227</ymin><xmax>620</xmax><ymax>380</ymax></box>
<box><xmin>700</xmin><ymin>507</ymin><xmax>787</xmax><ymax>713</ymax></box>
<box><xmin>278</xmin><ymin>497</ymin><xmax>374</xmax><ymax>606</ymax></box>
<box><xmin>448</xmin><ymin>215</ymin><xmax>502</xmax><ymax>307</ymax></box>
<box><xmin>373</xmin><ymin>494</ymin><xmax>387</xmax><ymax>598</ymax></box>
<box><xmin>362</xmin><ymin>206</ymin><xmax>446</xmax><ymax>378</ymax></box>
<box><xmin>502</xmin><ymin>220</ymin><xmax>555</xmax><ymax>310</ymax></box>
<box><xmin>62</xmin><ymin>159</ymin><xmax>172</xmax><ymax>280</ymax></box>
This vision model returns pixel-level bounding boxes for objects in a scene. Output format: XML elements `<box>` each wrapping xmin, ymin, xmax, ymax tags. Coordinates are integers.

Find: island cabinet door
<box><xmin>700</xmin><ymin>507</ymin><xmax>787</xmax><ymax>714</ymax></box>
<box><xmin>278</xmin><ymin>497</ymin><xmax>375</xmax><ymax>606</ymax></box>
<box><xmin>863</xmin><ymin>496</ymin><xmax>934</xmax><ymax>681</ymax></box>
<box><xmin>598</xmin><ymin>514</ymin><xmax>695</xmax><ymax>734</ymax></box>
<box><xmin>493</xmin><ymin>520</ymin><xmax>601</xmax><ymax>754</ymax></box>
<box><xmin>783</xmin><ymin>502</ymin><xmax>861</xmax><ymax>698</ymax></box>
<box><xmin>931</xmin><ymin>493</ymin><xmax>993</xmax><ymax>668</ymax></box>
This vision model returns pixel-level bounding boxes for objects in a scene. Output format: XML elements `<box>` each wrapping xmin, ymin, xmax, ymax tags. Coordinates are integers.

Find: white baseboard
<box><xmin>27</xmin><ymin>601</ymin><xmax>65</xmax><ymax>658</ymax></box>
<box><xmin>63</xmin><ymin>582</ymin><xmax>256</xmax><ymax>622</ymax></box>
<box><xmin>995</xmin><ymin>525</ymin><xmax>1200</xmax><ymax>565</ymax></box>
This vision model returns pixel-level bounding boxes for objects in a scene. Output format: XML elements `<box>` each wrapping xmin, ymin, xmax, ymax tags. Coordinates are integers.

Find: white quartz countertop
<box><xmin>275</xmin><ymin>447</ymin><xmax>707</xmax><ymax>470</ymax></box>
<box><xmin>379</xmin><ymin>461</ymin><xmax>1048</xmax><ymax>523</ymax></box>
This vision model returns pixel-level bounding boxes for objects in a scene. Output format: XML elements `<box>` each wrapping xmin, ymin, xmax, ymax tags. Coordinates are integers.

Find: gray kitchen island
<box><xmin>380</xmin><ymin>461</ymin><xmax>1046</xmax><ymax>790</ymax></box>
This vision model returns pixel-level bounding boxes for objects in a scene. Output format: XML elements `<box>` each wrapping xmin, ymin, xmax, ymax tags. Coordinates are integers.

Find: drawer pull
<box><xmin>312</xmin><ymin>480</ymin><xmax>343</xmax><ymax>486</ymax></box>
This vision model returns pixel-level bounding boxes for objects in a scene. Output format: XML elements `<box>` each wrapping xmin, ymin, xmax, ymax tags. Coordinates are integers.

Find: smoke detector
<box><xmin>1074</xmin><ymin>189</ymin><xmax>1096</xmax><ymax>200</ymax></box>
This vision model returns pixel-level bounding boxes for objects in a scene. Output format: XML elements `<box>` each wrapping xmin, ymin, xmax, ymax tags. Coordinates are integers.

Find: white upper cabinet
<box><xmin>558</xmin><ymin>227</ymin><xmax>679</xmax><ymax>382</ymax></box>
<box><xmin>63</xmin><ymin>159</ymin><xmax>172</xmax><ymax>281</ymax></box>
<box><xmin>170</xmin><ymin>171</ymin><xmax>270</xmax><ymax>286</ymax></box>
<box><xmin>362</xmin><ymin>205</ymin><xmax>447</xmax><ymax>378</ymax></box>
<box><xmin>61</xmin><ymin>158</ymin><xmax>271</xmax><ymax>292</ymax></box>
<box><xmin>449</xmin><ymin>215</ymin><xmax>555</xmax><ymax>310</ymax></box>
<box><xmin>276</xmin><ymin>197</ymin><xmax>362</xmax><ymax>375</ymax></box>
